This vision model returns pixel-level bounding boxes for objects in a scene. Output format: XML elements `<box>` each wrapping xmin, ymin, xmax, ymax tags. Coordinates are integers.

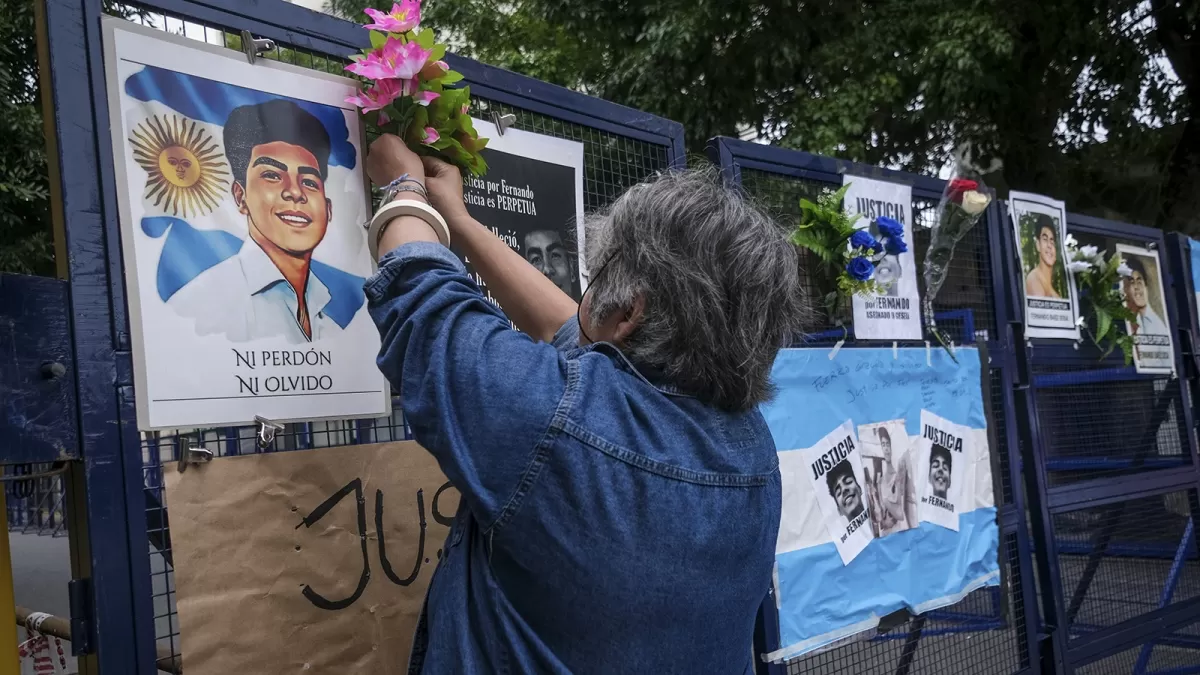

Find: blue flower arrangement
<box><xmin>789</xmin><ymin>184</ymin><xmax>909</xmax><ymax>322</ymax></box>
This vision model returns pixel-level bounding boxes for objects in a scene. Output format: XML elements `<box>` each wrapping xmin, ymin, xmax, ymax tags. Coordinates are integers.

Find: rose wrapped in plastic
<box><xmin>922</xmin><ymin>144</ymin><xmax>1000</xmax><ymax>348</ymax></box>
<box><xmin>345</xmin><ymin>1</ymin><xmax>488</xmax><ymax>176</ymax></box>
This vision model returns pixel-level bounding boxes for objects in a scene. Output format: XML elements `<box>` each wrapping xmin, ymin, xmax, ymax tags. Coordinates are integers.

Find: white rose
<box><xmin>1078</xmin><ymin>245</ymin><xmax>1099</xmax><ymax>260</ymax></box>
<box><xmin>1067</xmin><ymin>260</ymin><xmax>1093</xmax><ymax>274</ymax></box>
<box><xmin>1117</xmin><ymin>261</ymin><xmax>1133</xmax><ymax>278</ymax></box>
<box><xmin>1065</xmin><ymin>233</ymin><xmax>1079</xmax><ymax>249</ymax></box>
<box><xmin>961</xmin><ymin>190</ymin><xmax>990</xmax><ymax>215</ymax></box>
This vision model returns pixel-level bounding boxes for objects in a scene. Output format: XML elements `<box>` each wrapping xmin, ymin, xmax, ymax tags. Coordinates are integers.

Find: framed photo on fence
<box><xmin>1009</xmin><ymin>191</ymin><xmax>1081</xmax><ymax>340</ymax></box>
<box><xmin>1115</xmin><ymin>244</ymin><xmax>1176</xmax><ymax>375</ymax></box>
<box><xmin>102</xmin><ymin>18</ymin><xmax>390</xmax><ymax>430</ymax></box>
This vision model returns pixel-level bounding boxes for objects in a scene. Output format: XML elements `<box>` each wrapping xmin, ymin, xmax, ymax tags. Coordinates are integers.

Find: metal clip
<box><xmin>241</xmin><ymin>30</ymin><xmax>277</xmax><ymax>65</ymax></box>
<box><xmin>177</xmin><ymin>438</ymin><xmax>213</xmax><ymax>474</ymax></box>
<box><xmin>255</xmin><ymin>416</ymin><xmax>284</xmax><ymax>449</ymax></box>
<box><xmin>491</xmin><ymin>112</ymin><xmax>517</xmax><ymax>136</ymax></box>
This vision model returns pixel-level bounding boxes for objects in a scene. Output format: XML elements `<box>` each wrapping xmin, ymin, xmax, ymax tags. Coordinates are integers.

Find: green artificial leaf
<box><xmin>442</xmin><ymin>70</ymin><xmax>465</xmax><ymax>85</ymax></box>
<box><xmin>1095</xmin><ymin>306</ymin><xmax>1112</xmax><ymax>343</ymax></box>
<box><xmin>369</xmin><ymin>30</ymin><xmax>387</xmax><ymax>49</ymax></box>
<box><xmin>417</xmin><ymin>27</ymin><xmax>435</xmax><ymax>49</ymax></box>
<box><xmin>430</xmin><ymin>44</ymin><xmax>447</xmax><ymax>61</ymax></box>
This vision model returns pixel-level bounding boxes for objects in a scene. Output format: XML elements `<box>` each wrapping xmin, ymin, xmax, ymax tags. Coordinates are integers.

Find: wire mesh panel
<box><xmin>784</xmin><ymin>532</ymin><xmax>1030</xmax><ymax>675</ymax></box>
<box><xmin>1073</xmin><ymin>619</ymin><xmax>1200</xmax><ymax>675</ymax></box>
<box><xmin>103</xmin><ymin>3</ymin><xmax>678</xmax><ymax>668</ymax></box>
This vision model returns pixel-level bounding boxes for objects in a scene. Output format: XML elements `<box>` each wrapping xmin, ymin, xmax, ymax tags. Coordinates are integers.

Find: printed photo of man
<box><xmin>826</xmin><ymin>459</ymin><xmax>865</xmax><ymax>523</ymax></box>
<box><xmin>929</xmin><ymin>444</ymin><xmax>952</xmax><ymax>501</ymax></box>
<box><xmin>1024</xmin><ymin>214</ymin><xmax>1063</xmax><ymax>299</ymax></box>
<box><xmin>524</xmin><ymin>229</ymin><xmax>577</xmax><ymax>298</ymax></box>
<box><xmin>1124</xmin><ymin>256</ymin><xmax>1168</xmax><ymax>336</ymax></box>
<box><xmin>169</xmin><ymin>99</ymin><xmax>361</xmax><ymax>344</ymax></box>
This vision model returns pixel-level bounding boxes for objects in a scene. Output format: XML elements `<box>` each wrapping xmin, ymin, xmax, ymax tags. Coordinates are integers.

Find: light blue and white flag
<box><xmin>761</xmin><ymin>347</ymin><xmax>1000</xmax><ymax>662</ymax></box>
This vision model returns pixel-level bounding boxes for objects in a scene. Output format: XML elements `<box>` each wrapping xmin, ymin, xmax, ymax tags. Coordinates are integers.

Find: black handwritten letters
<box><xmin>855</xmin><ymin>197</ymin><xmax>906</xmax><ymax>224</ymax></box>
<box><xmin>295</xmin><ymin>479</ymin><xmax>458</xmax><ymax>611</ymax></box>
<box><xmin>922</xmin><ymin>425</ymin><xmax>964</xmax><ymax>454</ymax></box>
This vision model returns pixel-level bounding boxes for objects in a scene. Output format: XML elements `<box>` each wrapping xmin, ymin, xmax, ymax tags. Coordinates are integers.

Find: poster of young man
<box><xmin>1009</xmin><ymin>191</ymin><xmax>1081</xmax><ymax>339</ymax></box>
<box><xmin>460</xmin><ymin>119</ymin><xmax>585</xmax><ymax>305</ymax></box>
<box><xmin>857</xmin><ymin>420</ymin><xmax>917</xmax><ymax>539</ymax></box>
<box><xmin>915</xmin><ymin>410</ymin><xmax>973</xmax><ymax>532</ymax></box>
<box><xmin>842</xmin><ymin>175</ymin><xmax>922</xmax><ymax>340</ymax></box>
<box><xmin>803</xmin><ymin>420</ymin><xmax>874</xmax><ymax>565</ymax></box>
<box><xmin>102</xmin><ymin>19</ymin><xmax>389</xmax><ymax>430</ymax></box>
<box><xmin>1116</xmin><ymin>244</ymin><xmax>1176</xmax><ymax>375</ymax></box>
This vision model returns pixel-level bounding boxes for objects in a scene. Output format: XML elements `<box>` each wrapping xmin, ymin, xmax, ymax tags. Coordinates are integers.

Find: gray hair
<box><xmin>583</xmin><ymin>166</ymin><xmax>808</xmax><ymax>411</ymax></box>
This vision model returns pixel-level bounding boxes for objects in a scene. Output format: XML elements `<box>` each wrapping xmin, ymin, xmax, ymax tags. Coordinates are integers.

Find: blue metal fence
<box><xmin>708</xmin><ymin>135</ymin><xmax>1040</xmax><ymax>675</ymax></box>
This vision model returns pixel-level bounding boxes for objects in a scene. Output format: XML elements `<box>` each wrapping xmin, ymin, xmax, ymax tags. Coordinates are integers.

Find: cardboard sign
<box><xmin>164</xmin><ymin>441</ymin><xmax>457</xmax><ymax>674</ymax></box>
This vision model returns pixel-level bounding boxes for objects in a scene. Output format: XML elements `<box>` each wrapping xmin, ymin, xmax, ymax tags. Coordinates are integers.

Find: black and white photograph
<box><xmin>804</xmin><ymin>420</ymin><xmax>875</xmax><ymax>564</ymax></box>
<box><xmin>842</xmin><ymin>175</ymin><xmax>921</xmax><ymax>340</ymax></box>
<box><xmin>916</xmin><ymin>410</ymin><xmax>973</xmax><ymax>532</ymax></box>
<box><xmin>858</xmin><ymin>420</ymin><xmax>917</xmax><ymax>538</ymax></box>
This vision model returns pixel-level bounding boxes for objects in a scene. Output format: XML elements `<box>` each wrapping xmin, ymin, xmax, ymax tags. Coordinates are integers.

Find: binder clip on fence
<box><xmin>256</xmin><ymin>415</ymin><xmax>285</xmax><ymax>449</ymax></box>
<box><xmin>176</xmin><ymin>437</ymin><xmax>213</xmax><ymax>474</ymax></box>
<box><xmin>491</xmin><ymin>112</ymin><xmax>517</xmax><ymax>136</ymax></box>
<box><xmin>240</xmin><ymin>30</ymin><xmax>276</xmax><ymax>65</ymax></box>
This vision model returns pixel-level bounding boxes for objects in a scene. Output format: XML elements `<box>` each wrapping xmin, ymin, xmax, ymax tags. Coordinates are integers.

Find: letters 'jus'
<box><xmin>294</xmin><ymin>479</ymin><xmax>457</xmax><ymax>611</ymax></box>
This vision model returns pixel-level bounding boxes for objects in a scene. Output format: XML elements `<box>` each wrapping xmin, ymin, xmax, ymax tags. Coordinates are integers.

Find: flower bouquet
<box><xmin>1065</xmin><ymin>234</ymin><xmax>1137</xmax><ymax>363</ymax></box>
<box><xmin>790</xmin><ymin>183</ymin><xmax>909</xmax><ymax>326</ymax></box>
<box><xmin>922</xmin><ymin>144</ymin><xmax>997</xmax><ymax>349</ymax></box>
<box><xmin>344</xmin><ymin>1</ymin><xmax>488</xmax><ymax>176</ymax></box>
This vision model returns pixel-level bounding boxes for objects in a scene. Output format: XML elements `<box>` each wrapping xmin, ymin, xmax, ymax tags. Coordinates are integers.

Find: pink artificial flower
<box><xmin>460</xmin><ymin>103</ymin><xmax>469</xmax><ymax>115</ymax></box>
<box><xmin>378</xmin><ymin>110</ymin><xmax>392</xmax><ymax>125</ymax></box>
<box><xmin>421</xmin><ymin>127</ymin><xmax>440</xmax><ymax>145</ymax></box>
<box><xmin>345</xmin><ymin>39</ymin><xmax>432</xmax><ymax>81</ymax></box>
<box><xmin>344</xmin><ymin>78</ymin><xmax>411</xmax><ymax>113</ymax></box>
<box><xmin>364</xmin><ymin>1</ymin><xmax>421</xmax><ymax>34</ymax></box>
<box><xmin>414</xmin><ymin>90</ymin><xmax>441</xmax><ymax>106</ymax></box>
<box><xmin>419</xmin><ymin>59</ymin><xmax>449</xmax><ymax>81</ymax></box>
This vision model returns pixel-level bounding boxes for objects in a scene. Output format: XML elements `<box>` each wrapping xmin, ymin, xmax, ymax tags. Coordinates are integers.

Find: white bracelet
<box><xmin>368</xmin><ymin>199</ymin><xmax>451</xmax><ymax>259</ymax></box>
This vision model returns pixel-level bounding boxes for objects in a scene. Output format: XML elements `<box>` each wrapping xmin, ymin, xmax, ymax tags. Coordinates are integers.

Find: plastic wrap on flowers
<box><xmin>922</xmin><ymin>145</ymin><xmax>999</xmax><ymax>348</ymax></box>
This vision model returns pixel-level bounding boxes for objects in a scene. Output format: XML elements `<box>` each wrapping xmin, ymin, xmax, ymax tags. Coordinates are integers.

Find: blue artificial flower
<box><xmin>876</xmin><ymin>216</ymin><xmax>905</xmax><ymax>239</ymax></box>
<box><xmin>885</xmin><ymin>237</ymin><xmax>908</xmax><ymax>255</ymax></box>
<box><xmin>846</xmin><ymin>256</ymin><xmax>875</xmax><ymax>281</ymax></box>
<box><xmin>849</xmin><ymin>230</ymin><xmax>881</xmax><ymax>252</ymax></box>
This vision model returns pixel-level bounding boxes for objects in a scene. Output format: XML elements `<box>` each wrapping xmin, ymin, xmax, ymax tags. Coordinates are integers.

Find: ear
<box><xmin>326</xmin><ymin>197</ymin><xmax>333</xmax><ymax>223</ymax></box>
<box><xmin>612</xmin><ymin>293</ymin><xmax>645</xmax><ymax>343</ymax></box>
<box><xmin>232</xmin><ymin>181</ymin><xmax>249</xmax><ymax>216</ymax></box>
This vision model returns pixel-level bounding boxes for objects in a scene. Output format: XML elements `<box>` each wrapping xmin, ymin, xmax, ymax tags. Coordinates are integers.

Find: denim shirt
<box><xmin>365</xmin><ymin>242</ymin><xmax>782</xmax><ymax>674</ymax></box>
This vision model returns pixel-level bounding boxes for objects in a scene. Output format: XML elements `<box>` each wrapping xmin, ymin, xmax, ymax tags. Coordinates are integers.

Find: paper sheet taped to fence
<box><xmin>163</xmin><ymin>441</ymin><xmax>457</xmax><ymax>674</ymax></box>
<box><xmin>760</xmin><ymin>347</ymin><xmax>999</xmax><ymax>662</ymax></box>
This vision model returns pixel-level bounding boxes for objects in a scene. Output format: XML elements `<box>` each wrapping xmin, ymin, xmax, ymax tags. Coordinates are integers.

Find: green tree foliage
<box><xmin>0</xmin><ymin>0</ymin><xmax>54</xmax><ymax>276</ymax></box>
<box><xmin>330</xmin><ymin>0</ymin><xmax>1200</xmax><ymax>231</ymax></box>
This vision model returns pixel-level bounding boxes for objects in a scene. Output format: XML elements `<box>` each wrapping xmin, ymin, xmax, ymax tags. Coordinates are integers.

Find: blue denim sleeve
<box><xmin>365</xmin><ymin>242</ymin><xmax>567</xmax><ymax>530</ymax></box>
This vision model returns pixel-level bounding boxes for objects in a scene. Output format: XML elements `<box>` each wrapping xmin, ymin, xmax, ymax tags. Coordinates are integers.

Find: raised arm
<box><xmin>422</xmin><ymin>156</ymin><xmax>579</xmax><ymax>343</ymax></box>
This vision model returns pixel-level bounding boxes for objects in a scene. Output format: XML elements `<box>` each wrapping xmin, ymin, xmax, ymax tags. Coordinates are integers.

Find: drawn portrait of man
<box><xmin>1024</xmin><ymin>214</ymin><xmax>1064</xmax><ymax>299</ymax></box>
<box><xmin>167</xmin><ymin>99</ymin><xmax>363</xmax><ymax>344</ymax></box>
<box><xmin>929</xmin><ymin>444</ymin><xmax>953</xmax><ymax>501</ymax></box>
<box><xmin>1123</xmin><ymin>255</ymin><xmax>1168</xmax><ymax>336</ymax></box>
<box><xmin>524</xmin><ymin>229</ymin><xmax>577</xmax><ymax>297</ymax></box>
<box><xmin>826</xmin><ymin>459</ymin><xmax>865</xmax><ymax>523</ymax></box>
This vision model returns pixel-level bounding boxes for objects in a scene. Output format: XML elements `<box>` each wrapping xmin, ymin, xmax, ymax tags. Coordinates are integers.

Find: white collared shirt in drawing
<box><xmin>168</xmin><ymin>238</ymin><xmax>347</xmax><ymax>344</ymax></box>
<box><xmin>1137</xmin><ymin>307</ymin><xmax>1168</xmax><ymax>336</ymax></box>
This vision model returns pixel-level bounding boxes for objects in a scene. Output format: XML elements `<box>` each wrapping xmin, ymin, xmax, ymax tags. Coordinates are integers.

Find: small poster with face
<box><xmin>804</xmin><ymin>420</ymin><xmax>874</xmax><ymax>564</ymax></box>
<box><xmin>1009</xmin><ymin>191</ymin><xmax>1081</xmax><ymax>340</ymax></box>
<box><xmin>460</xmin><ymin>119</ymin><xmax>585</xmax><ymax>305</ymax></box>
<box><xmin>856</xmin><ymin>420</ymin><xmax>918</xmax><ymax>539</ymax></box>
<box><xmin>102</xmin><ymin>19</ymin><xmax>389</xmax><ymax>429</ymax></box>
<box><xmin>1116</xmin><ymin>244</ymin><xmax>1176</xmax><ymax>375</ymax></box>
<box><xmin>916</xmin><ymin>410</ymin><xmax>972</xmax><ymax>532</ymax></box>
<box><xmin>842</xmin><ymin>175</ymin><xmax>922</xmax><ymax>340</ymax></box>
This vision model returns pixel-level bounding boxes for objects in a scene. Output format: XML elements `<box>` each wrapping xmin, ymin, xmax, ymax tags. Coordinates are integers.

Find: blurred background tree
<box><xmin>330</xmin><ymin>0</ymin><xmax>1199</xmax><ymax>231</ymax></box>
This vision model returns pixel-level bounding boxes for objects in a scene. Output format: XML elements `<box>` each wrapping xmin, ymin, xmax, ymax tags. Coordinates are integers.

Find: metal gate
<box><xmin>30</xmin><ymin>0</ymin><xmax>684</xmax><ymax>671</ymax></box>
<box><xmin>1016</xmin><ymin>216</ymin><xmax>1200</xmax><ymax>675</ymax></box>
<box><xmin>708</xmin><ymin>136</ymin><xmax>1040</xmax><ymax>675</ymax></box>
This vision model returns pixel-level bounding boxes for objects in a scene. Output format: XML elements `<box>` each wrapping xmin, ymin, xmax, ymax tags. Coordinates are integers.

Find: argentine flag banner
<box><xmin>102</xmin><ymin>18</ymin><xmax>389</xmax><ymax>430</ymax></box>
<box><xmin>760</xmin><ymin>347</ymin><xmax>1000</xmax><ymax>662</ymax></box>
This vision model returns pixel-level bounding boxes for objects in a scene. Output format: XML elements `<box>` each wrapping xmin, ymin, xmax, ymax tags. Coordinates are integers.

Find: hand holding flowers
<box><xmin>345</xmin><ymin>1</ymin><xmax>488</xmax><ymax>176</ymax></box>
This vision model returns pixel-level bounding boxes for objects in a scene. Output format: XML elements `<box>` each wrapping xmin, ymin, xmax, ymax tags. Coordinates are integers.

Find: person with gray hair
<box><xmin>361</xmin><ymin>133</ymin><xmax>805</xmax><ymax>673</ymax></box>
